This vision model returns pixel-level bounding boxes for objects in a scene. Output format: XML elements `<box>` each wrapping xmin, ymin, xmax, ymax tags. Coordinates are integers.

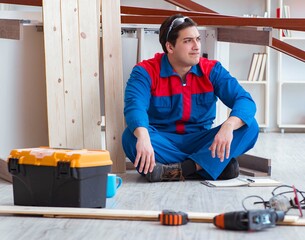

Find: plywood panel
<box><xmin>43</xmin><ymin>0</ymin><xmax>66</xmax><ymax>148</ymax></box>
<box><xmin>61</xmin><ymin>0</ymin><xmax>84</xmax><ymax>148</ymax></box>
<box><xmin>78</xmin><ymin>0</ymin><xmax>102</xmax><ymax>149</ymax></box>
<box><xmin>101</xmin><ymin>0</ymin><xmax>125</xmax><ymax>172</ymax></box>
<box><xmin>43</xmin><ymin>0</ymin><xmax>102</xmax><ymax>149</ymax></box>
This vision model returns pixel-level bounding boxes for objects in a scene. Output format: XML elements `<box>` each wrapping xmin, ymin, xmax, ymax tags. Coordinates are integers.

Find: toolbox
<box><xmin>7</xmin><ymin>147</ymin><xmax>112</xmax><ymax>208</ymax></box>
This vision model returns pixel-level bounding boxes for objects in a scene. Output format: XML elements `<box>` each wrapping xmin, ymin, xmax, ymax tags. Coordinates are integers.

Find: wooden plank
<box><xmin>126</xmin><ymin>160</ymin><xmax>136</xmax><ymax>170</ymax></box>
<box><xmin>61</xmin><ymin>0</ymin><xmax>84</xmax><ymax>148</ymax></box>
<box><xmin>0</xmin><ymin>19</ymin><xmax>20</xmax><ymax>40</ymax></box>
<box><xmin>121</xmin><ymin>15</ymin><xmax>305</xmax><ymax>32</ymax></box>
<box><xmin>0</xmin><ymin>205</ymin><xmax>304</xmax><ymax>226</ymax></box>
<box><xmin>164</xmin><ymin>0</ymin><xmax>217</xmax><ymax>13</ymax></box>
<box><xmin>42</xmin><ymin>0</ymin><xmax>67</xmax><ymax>148</ymax></box>
<box><xmin>239</xmin><ymin>167</ymin><xmax>269</xmax><ymax>177</ymax></box>
<box><xmin>217</xmin><ymin>27</ymin><xmax>272</xmax><ymax>46</ymax></box>
<box><xmin>237</xmin><ymin>154</ymin><xmax>271</xmax><ymax>176</ymax></box>
<box><xmin>0</xmin><ymin>0</ymin><xmax>42</xmax><ymax>6</ymax></box>
<box><xmin>101</xmin><ymin>0</ymin><xmax>126</xmax><ymax>173</ymax></box>
<box><xmin>120</xmin><ymin>6</ymin><xmax>228</xmax><ymax>17</ymax></box>
<box><xmin>194</xmin><ymin>17</ymin><xmax>305</xmax><ymax>32</ymax></box>
<box><xmin>78</xmin><ymin>0</ymin><xmax>102</xmax><ymax>149</ymax></box>
<box><xmin>0</xmin><ymin>159</ymin><xmax>12</xmax><ymax>183</ymax></box>
<box><xmin>271</xmin><ymin>38</ymin><xmax>305</xmax><ymax>63</ymax></box>
<box><xmin>0</xmin><ymin>205</ymin><xmax>212</xmax><ymax>222</ymax></box>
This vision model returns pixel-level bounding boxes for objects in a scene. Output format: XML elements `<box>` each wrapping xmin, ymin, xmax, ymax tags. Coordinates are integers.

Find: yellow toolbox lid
<box><xmin>8</xmin><ymin>147</ymin><xmax>113</xmax><ymax>168</ymax></box>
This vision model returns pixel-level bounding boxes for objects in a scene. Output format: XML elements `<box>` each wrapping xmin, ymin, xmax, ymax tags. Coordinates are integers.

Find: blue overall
<box><xmin>122</xmin><ymin>53</ymin><xmax>259</xmax><ymax>180</ymax></box>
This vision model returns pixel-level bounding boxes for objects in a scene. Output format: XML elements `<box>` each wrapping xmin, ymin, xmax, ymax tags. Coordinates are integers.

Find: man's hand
<box><xmin>133</xmin><ymin>127</ymin><xmax>155</xmax><ymax>174</ymax></box>
<box><xmin>209</xmin><ymin>116</ymin><xmax>245</xmax><ymax>162</ymax></box>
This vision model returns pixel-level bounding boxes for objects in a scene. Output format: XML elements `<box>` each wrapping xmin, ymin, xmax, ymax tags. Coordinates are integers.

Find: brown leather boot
<box><xmin>145</xmin><ymin>163</ymin><xmax>184</xmax><ymax>182</ymax></box>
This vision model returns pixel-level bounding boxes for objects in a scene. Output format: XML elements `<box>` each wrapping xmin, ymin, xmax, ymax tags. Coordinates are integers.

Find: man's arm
<box><xmin>210</xmin><ymin>62</ymin><xmax>257</xmax><ymax>127</ymax></box>
<box><xmin>208</xmin><ymin>61</ymin><xmax>256</xmax><ymax>162</ymax></box>
<box><xmin>124</xmin><ymin>66</ymin><xmax>155</xmax><ymax>174</ymax></box>
<box><xmin>209</xmin><ymin>116</ymin><xmax>245</xmax><ymax>162</ymax></box>
<box><xmin>133</xmin><ymin>127</ymin><xmax>155</xmax><ymax>174</ymax></box>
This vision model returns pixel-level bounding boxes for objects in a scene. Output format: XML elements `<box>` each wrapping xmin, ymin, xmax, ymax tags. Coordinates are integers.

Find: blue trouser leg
<box><xmin>186</xmin><ymin>120</ymin><xmax>259</xmax><ymax>179</ymax></box>
<box><xmin>122</xmin><ymin>120</ymin><xmax>259</xmax><ymax>179</ymax></box>
<box><xmin>122</xmin><ymin>126</ymin><xmax>189</xmax><ymax>175</ymax></box>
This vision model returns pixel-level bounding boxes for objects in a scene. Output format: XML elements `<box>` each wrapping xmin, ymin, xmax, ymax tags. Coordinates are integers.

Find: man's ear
<box><xmin>166</xmin><ymin>42</ymin><xmax>174</xmax><ymax>53</ymax></box>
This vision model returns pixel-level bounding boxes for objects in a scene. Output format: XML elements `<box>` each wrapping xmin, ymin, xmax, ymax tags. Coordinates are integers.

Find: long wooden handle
<box><xmin>0</xmin><ymin>206</ymin><xmax>304</xmax><ymax>226</ymax></box>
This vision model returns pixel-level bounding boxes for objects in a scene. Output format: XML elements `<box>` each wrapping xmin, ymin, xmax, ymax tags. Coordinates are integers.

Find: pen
<box><xmin>247</xmin><ymin>178</ymin><xmax>255</xmax><ymax>183</ymax></box>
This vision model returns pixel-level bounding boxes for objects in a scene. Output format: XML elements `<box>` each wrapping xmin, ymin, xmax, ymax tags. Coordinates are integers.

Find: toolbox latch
<box><xmin>8</xmin><ymin>158</ymin><xmax>20</xmax><ymax>174</ymax></box>
<box><xmin>57</xmin><ymin>161</ymin><xmax>71</xmax><ymax>178</ymax></box>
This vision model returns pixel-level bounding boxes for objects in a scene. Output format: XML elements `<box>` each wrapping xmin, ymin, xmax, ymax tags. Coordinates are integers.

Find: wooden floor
<box><xmin>0</xmin><ymin>133</ymin><xmax>305</xmax><ymax>240</ymax></box>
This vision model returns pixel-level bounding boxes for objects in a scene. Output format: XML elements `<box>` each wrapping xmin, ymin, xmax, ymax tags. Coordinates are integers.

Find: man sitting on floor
<box><xmin>122</xmin><ymin>14</ymin><xmax>259</xmax><ymax>182</ymax></box>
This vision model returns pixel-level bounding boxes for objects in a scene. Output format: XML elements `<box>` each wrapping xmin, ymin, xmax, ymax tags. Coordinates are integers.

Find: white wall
<box><xmin>0</xmin><ymin>25</ymin><xmax>48</xmax><ymax>159</ymax></box>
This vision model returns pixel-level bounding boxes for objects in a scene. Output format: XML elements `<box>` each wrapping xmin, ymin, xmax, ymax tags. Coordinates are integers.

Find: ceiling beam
<box><xmin>121</xmin><ymin>6</ymin><xmax>229</xmax><ymax>17</ymax></box>
<box><xmin>193</xmin><ymin>17</ymin><xmax>305</xmax><ymax>32</ymax></box>
<box><xmin>164</xmin><ymin>0</ymin><xmax>217</xmax><ymax>13</ymax></box>
<box><xmin>121</xmin><ymin>15</ymin><xmax>305</xmax><ymax>32</ymax></box>
<box><xmin>271</xmin><ymin>38</ymin><xmax>305</xmax><ymax>63</ymax></box>
<box><xmin>0</xmin><ymin>0</ymin><xmax>42</xmax><ymax>6</ymax></box>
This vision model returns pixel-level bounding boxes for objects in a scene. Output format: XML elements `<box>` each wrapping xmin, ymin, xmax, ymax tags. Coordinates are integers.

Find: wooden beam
<box><xmin>237</xmin><ymin>154</ymin><xmax>271</xmax><ymax>177</ymax></box>
<box><xmin>60</xmin><ymin>0</ymin><xmax>84</xmax><ymax>148</ymax></box>
<box><xmin>0</xmin><ymin>205</ymin><xmax>305</xmax><ymax>226</ymax></box>
<box><xmin>217</xmin><ymin>27</ymin><xmax>272</xmax><ymax>46</ymax></box>
<box><xmin>0</xmin><ymin>0</ymin><xmax>42</xmax><ymax>6</ymax></box>
<box><xmin>121</xmin><ymin>15</ymin><xmax>305</xmax><ymax>32</ymax></box>
<box><xmin>43</xmin><ymin>0</ymin><xmax>67</xmax><ymax>148</ymax></box>
<box><xmin>101</xmin><ymin>0</ymin><xmax>126</xmax><ymax>173</ymax></box>
<box><xmin>121</xmin><ymin>6</ymin><xmax>228</xmax><ymax>17</ymax></box>
<box><xmin>271</xmin><ymin>38</ymin><xmax>305</xmax><ymax>63</ymax></box>
<box><xmin>78</xmin><ymin>0</ymin><xmax>102</xmax><ymax>149</ymax></box>
<box><xmin>0</xmin><ymin>19</ymin><xmax>20</xmax><ymax>40</ymax></box>
<box><xmin>194</xmin><ymin>17</ymin><xmax>305</xmax><ymax>32</ymax></box>
<box><xmin>164</xmin><ymin>0</ymin><xmax>217</xmax><ymax>13</ymax></box>
<box><xmin>43</xmin><ymin>0</ymin><xmax>102</xmax><ymax>149</ymax></box>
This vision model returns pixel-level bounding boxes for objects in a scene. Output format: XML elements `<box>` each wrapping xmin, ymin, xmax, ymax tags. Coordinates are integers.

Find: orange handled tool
<box><xmin>158</xmin><ymin>210</ymin><xmax>188</xmax><ymax>226</ymax></box>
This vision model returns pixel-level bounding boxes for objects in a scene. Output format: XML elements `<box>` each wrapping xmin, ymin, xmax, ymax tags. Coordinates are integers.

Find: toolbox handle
<box><xmin>8</xmin><ymin>158</ymin><xmax>20</xmax><ymax>174</ymax></box>
<box><xmin>57</xmin><ymin>161</ymin><xmax>71</xmax><ymax>179</ymax></box>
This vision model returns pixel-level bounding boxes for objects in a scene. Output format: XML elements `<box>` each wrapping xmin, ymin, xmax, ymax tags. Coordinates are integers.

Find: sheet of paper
<box><xmin>246</xmin><ymin>177</ymin><xmax>281</xmax><ymax>187</ymax></box>
<box><xmin>201</xmin><ymin>177</ymin><xmax>281</xmax><ymax>188</ymax></box>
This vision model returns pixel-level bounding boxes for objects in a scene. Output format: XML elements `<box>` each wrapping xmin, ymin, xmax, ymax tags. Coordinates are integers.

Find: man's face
<box><xmin>168</xmin><ymin>26</ymin><xmax>201</xmax><ymax>67</ymax></box>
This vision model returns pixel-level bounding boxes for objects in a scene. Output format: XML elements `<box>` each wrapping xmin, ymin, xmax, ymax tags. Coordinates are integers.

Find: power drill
<box><xmin>213</xmin><ymin>209</ymin><xmax>285</xmax><ymax>231</ymax></box>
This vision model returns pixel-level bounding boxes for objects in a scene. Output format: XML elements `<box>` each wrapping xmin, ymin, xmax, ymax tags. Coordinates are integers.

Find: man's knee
<box><xmin>248</xmin><ymin>119</ymin><xmax>259</xmax><ymax>138</ymax></box>
<box><xmin>241</xmin><ymin>119</ymin><xmax>259</xmax><ymax>147</ymax></box>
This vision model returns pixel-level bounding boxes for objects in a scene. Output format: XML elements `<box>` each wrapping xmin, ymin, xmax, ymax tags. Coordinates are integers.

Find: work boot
<box><xmin>145</xmin><ymin>163</ymin><xmax>184</xmax><ymax>182</ymax></box>
<box><xmin>217</xmin><ymin>158</ymin><xmax>239</xmax><ymax>180</ymax></box>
